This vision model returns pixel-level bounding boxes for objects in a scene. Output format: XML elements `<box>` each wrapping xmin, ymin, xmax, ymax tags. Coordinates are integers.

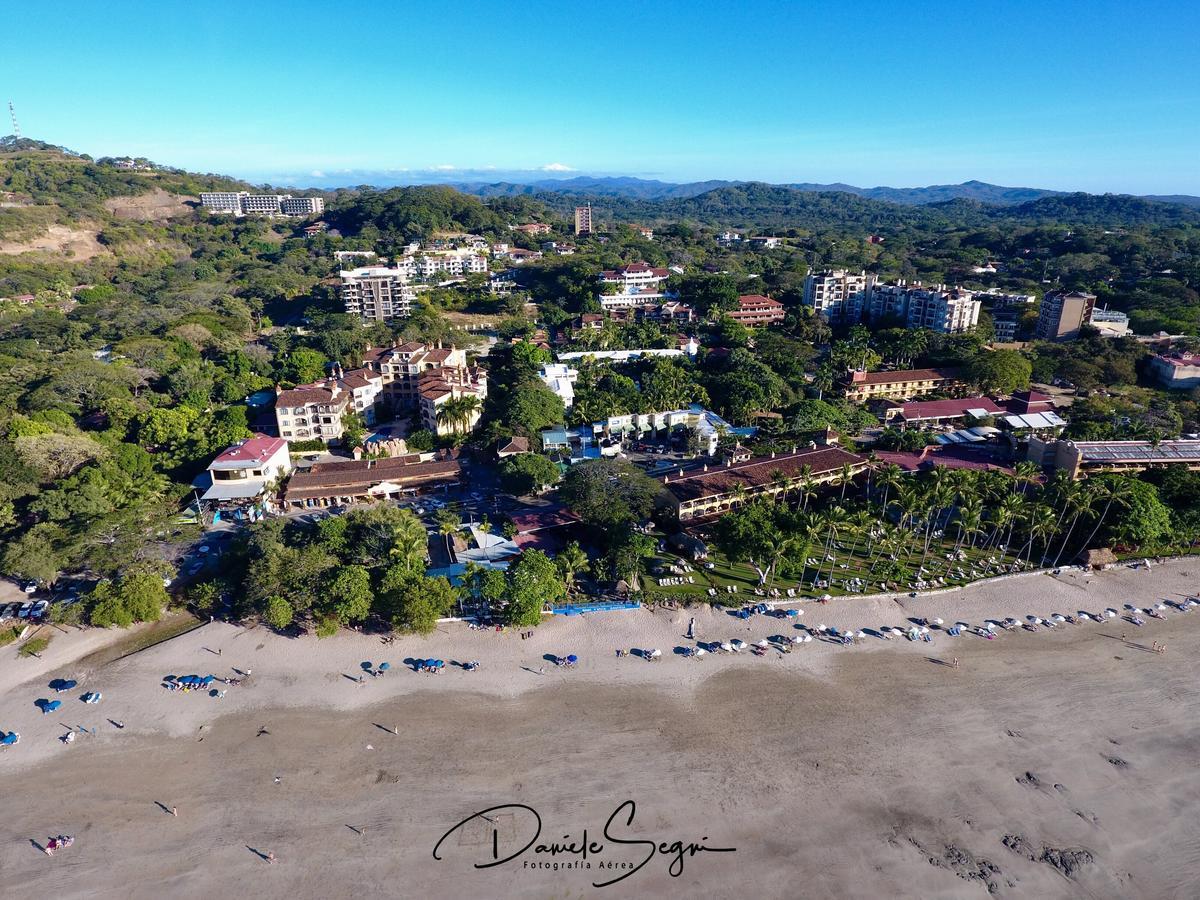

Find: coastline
<box><xmin>0</xmin><ymin>572</ymin><xmax>1197</xmax><ymax>897</ymax></box>
<box><xmin>1</xmin><ymin>556</ymin><xmax>1195</xmax><ymax>774</ymax></box>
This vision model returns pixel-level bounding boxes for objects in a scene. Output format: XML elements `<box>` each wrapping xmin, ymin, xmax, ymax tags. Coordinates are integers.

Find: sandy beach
<box><xmin>1</xmin><ymin>559</ymin><xmax>1198</xmax><ymax>898</ymax></box>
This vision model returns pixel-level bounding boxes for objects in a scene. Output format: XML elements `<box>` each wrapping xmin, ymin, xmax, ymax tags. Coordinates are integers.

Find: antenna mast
<box><xmin>8</xmin><ymin>101</ymin><xmax>19</xmax><ymax>139</ymax></box>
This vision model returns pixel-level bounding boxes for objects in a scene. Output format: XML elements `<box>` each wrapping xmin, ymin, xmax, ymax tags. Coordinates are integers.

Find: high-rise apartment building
<box><xmin>1035</xmin><ymin>290</ymin><xmax>1096</xmax><ymax>342</ymax></box>
<box><xmin>802</xmin><ymin>270</ymin><xmax>872</xmax><ymax>324</ymax></box>
<box><xmin>574</xmin><ymin>205</ymin><xmax>593</xmax><ymax>235</ymax></box>
<box><xmin>340</xmin><ymin>266</ymin><xmax>417</xmax><ymax>323</ymax></box>
<box><xmin>864</xmin><ymin>281</ymin><xmax>981</xmax><ymax>334</ymax></box>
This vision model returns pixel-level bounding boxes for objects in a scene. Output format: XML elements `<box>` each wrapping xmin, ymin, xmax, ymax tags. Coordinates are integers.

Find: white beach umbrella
<box><xmin>720</xmin><ymin>642</ymin><xmax>733</xmax><ymax>652</ymax></box>
<box><xmin>920</xmin><ymin>627</ymin><xmax>930</xmax><ymax>635</ymax></box>
<box><xmin>1156</xmin><ymin>603</ymin><xmax>1167</xmax><ymax>611</ymax></box>
<box><xmin>650</xmin><ymin>648</ymin><xmax>662</xmax><ymax>658</ymax></box>
<box><xmin>756</xmin><ymin>639</ymin><xmax>769</xmax><ymax>648</ymax></box>
<box><xmin>694</xmin><ymin>648</ymin><xmax>707</xmax><ymax>657</ymax></box>
<box><xmin>1106</xmin><ymin>610</ymin><xmax>1117</xmax><ymax>618</ymax></box>
<box><xmin>1052</xmin><ymin>614</ymin><xmax>1066</xmax><ymax>623</ymax></box>
<box><xmin>986</xmin><ymin>622</ymin><xmax>996</xmax><ymax>631</ymax></box>
<box><xmin>933</xmin><ymin>618</ymin><xmax>944</xmax><ymax>626</ymax></box>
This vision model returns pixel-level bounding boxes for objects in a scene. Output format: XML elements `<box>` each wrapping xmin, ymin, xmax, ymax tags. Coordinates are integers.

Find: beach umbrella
<box><xmin>1156</xmin><ymin>604</ymin><xmax>1167</xmax><ymax>611</ymax></box>
<box><xmin>694</xmin><ymin>648</ymin><xmax>707</xmax><ymax>656</ymax></box>
<box><xmin>756</xmin><ymin>639</ymin><xmax>769</xmax><ymax>648</ymax></box>
<box><xmin>424</xmin><ymin>658</ymin><xmax>437</xmax><ymax>668</ymax></box>
<box><xmin>201</xmin><ymin>675</ymin><xmax>215</xmax><ymax>685</ymax></box>
<box><xmin>436</xmin><ymin>660</ymin><xmax>445</xmax><ymax>668</ymax></box>
<box><xmin>650</xmin><ymin>649</ymin><xmax>662</xmax><ymax>658</ymax></box>
<box><xmin>1052</xmin><ymin>615</ymin><xmax>1066</xmax><ymax>623</ymax></box>
<box><xmin>816</xmin><ymin>624</ymin><xmax>826</xmax><ymax>632</ymax></box>
<box><xmin>567</xmin><ymin>654</ymin><xmax>578</xmax><ymax>664</ymax></box>
<box><xmin>0</xmin><ymin>732</ymin><xmax>17</xmax><ymax>746</ymax></box>
<box><xmin>1106</xmin><ymin>610</ymin><xmax>1117</xmax><ymax>619</ymax></box>
<box><xmin>803</xmin><ymin>635</ymin><xmax>813</xmax><ymax>643</ymax></box>
<box><xmin>56</xmin><ymin>679</ymin><xmax>78</xmax><ymax>693</ymax></box>
<box><xmin>986</xmin><ymin>622</ymin><xmax>996</xmax><ymax>631</ymax></box>
<box><xmin>821</xmin><ymin>594</ymin><xmax>832</xmax><ymax>602</ymax></box>
<box><xmin>720</xmin><ymin>642</ymin><xmax>733</xmax><ymax>652</ymax></box>
<box><xmin>933</xmin><ymin>618</ymin><xmax>944</xmax><ymax>626</ymax></box>
<box><xmin>786</xmin><ymin>609</ymin><xmax>800</xmax><ymax>618</ymax></box>
<box><xmin>379</xmin><ymin>663</ymin><xmax>390</xmax><ymax>672</ymax></box>
<box><xmin>44</xmin><ymin>700</ymin><xmax>61</xmax><ymax>714</ymax></box>
<box><xmin>792</xmin><ymin>636</ymin><xmax>803</xmax><ymax>644</ymax></box>
<box><xmin>920</xmin><ymin>627</ymin><xmax>930</xmax><ymax>635</ymax></box>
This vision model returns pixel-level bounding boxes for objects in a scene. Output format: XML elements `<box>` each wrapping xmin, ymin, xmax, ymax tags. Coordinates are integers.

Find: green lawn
<box><xmin>641</xmin><ymin>531</ymin><xmax>1023</xmax><ymax>604</ymax></box>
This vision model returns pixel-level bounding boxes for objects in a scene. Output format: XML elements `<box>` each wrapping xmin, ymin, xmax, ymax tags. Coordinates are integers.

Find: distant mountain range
<box><xmin>451</xmin><ymin>176</ymin><xmax>1200</xmax><ymax>208</ymax></box>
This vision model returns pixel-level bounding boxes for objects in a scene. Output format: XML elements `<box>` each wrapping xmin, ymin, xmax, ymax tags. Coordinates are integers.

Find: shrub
<box><xmin>19</xmin><ymin>635</ymin><xmax>51</xmax><ymax>657</ymax></box>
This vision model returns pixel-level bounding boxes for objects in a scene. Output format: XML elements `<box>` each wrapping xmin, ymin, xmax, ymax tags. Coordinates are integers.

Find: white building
<box><xmin>202</xmin><ymin>434</ymin><xmax>292</xmax><ymax>503</ymax></box>
<box><xmin>539</xmin><ymin>363</ymin><xmax>579</xmax><ymax>407</ymax></box>
<box><xmin>866</xmin><ymin>281</ymin><xmax>981</xmax><ymax>334</ymax></box>
<box><xmin>416</xmin><ymin>251</ymin><xmax>488</xmax><ymax>277</ymax></box>
<box><xmin>906</xmin><ymin>287</ymin><xmax>981</xmax><ymax>334</ymax></box>
<box><xmin>802</xmin><ymin>270</ymin><xmax>872</xmax><ymax>324</ymax></box>
<box><xmin>597</xmin><ymin>263</ymin><xmax>671</xmax><ymax>309</ymax></box>
<box><xmin>340</xmin><ymin>265</ymin><xmax>417</xmax><ymax>323</ymax></box>
<box><xmin>1087</xmin><ymin>305</ymin><xmax>1131</xmax><ymax>338</ymax></box>
<box><xmin>200</xmin><ymin>192</ymin><xmax>324</xmax><ymax>217</ymax></box>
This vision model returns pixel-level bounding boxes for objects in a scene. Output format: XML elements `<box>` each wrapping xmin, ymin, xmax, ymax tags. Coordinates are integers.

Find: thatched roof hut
<box><xmin>1077</xmin><ymin>548</ymin><xmax>1118</xmax><ymax>569</ymax></box>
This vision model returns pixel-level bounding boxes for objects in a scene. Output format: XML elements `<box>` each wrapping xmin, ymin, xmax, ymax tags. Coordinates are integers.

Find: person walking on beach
<box><xmin>267</xmin><ymin>851</ymin><xmax>276</xmax><ymax>864</ymax></box>
<box><xmin>952</xmin><ymin>657</ymin><xmax>959</xmax><ymax>669</ymax></box>
<box><xmin>172</xmin><ymin>805</ymin><xmax>178</xmax><ymax>817</ymax></box>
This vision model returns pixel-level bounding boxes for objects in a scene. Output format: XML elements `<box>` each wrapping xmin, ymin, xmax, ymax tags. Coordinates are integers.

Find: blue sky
<box><xmin>3</xmin><ymin>0</ymin><xmax>1198</xmax><ymax>192</ymax></box>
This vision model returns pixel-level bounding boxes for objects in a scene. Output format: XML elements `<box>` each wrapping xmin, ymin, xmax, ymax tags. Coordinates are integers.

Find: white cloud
<box><xmin>431</xmin><ymin>164</ymin><xmax>458</xmax><ymax>171</ymax></box>
<box><xmin>539</xmin><ymin>162</ymin><xmax>575</xmax><ymax>172</ymax></box>
<box><xmin>309</xmin><ymin>170</ymin><xmax>326</xmax><ymax>178</ymax></box>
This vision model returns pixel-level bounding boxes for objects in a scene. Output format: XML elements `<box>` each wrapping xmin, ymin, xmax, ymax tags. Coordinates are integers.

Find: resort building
<box><xmin>842</xmin><ymin>367</ymin><xmax>963</xmax><ymax>402</ymax></box>
<box><xmin>802</xmin><ymin>270</ymin><xmax>871</xmax><ymax>324</ymax></box>
<box><xmin>415</xmin><ymin>250</ymin><xmax>488</xmax><ymax>277</ymax></box>
<box><xmin>1148</xmin><ymin>351</ymin><xmax>1200</xmax><ymax>390</ymax></box>
<box><xmin>418</xmin><ymin>364</ymin><xmax>488</xmax><ymax>436</ymax></box>
<box><xmin>1036</xmin><ymin>290</ymin><xmax>1096</xmax><ymax>342</ymax></box>
<box><xmin>726</xmin><ymin>294</ymin><xmax>786</xmax><ymax>327</ymax></box>
<box><xmin>512</xmin><ymin>222</ymin><xmax>552</xmax><ymax>235</ymax></box>
<box><xmin>201</xmin><ymin>434</ymin><xmax>292</xmax><ymax>503</ymax></box>
<box><xmin>283</xmin><ymin>453</ymin><xmax>461</xmax><ymax>508</ymax></box>
<box><xmin>339</xmin><ymin>265</ymin><xmax>417</xmax><ymax>323</ymax></box>
<box><xmin>274</xmin><ymin>382</ymin><xmax>351</xmax><ymax>443</ymax></box>
<box><xmin>597</xmin><ymin>263</ymin><xmax>672</xmax><ymax>309</ymax></box>
<box><xmin>748</xmin><ymin>236</ymin><xmax>783</xmax><ymax>249</ymax></box>
<box><xmin>1027</xmin><ymin>438</ymin><xmax>1200</xmax><ymax>480</ymax></box>
<box><xmin>199</xmin><ymin>192</ymin><xmax>324</xmax><ymax>217</ymax></box>
<box><xmin>885</xmin><ymin>397</ymin><xmax>1004</xmax><ymax>427</ymax></box>
<box><xmin>905</xmin><ymin>287</ymin><xmax>981</xmax><ymax>334</ymax></box>
<box><xmin>865</xmin><ymin>281</ymin><xmax>981</xmax><ymax>334</ymax></box>
<box><xmin>662</xmin><ymin>446</ymin><xmax>868</xmax><ymax>522</ymax></box>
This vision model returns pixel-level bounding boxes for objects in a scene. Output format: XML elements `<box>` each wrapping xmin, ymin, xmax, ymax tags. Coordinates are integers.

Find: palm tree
<box><xmin>1076</xmin><ymin>478</ymin><xmax>1131</xmax><ymax>558</ymax></box>
<box><xmin>819</xmin><ymin>505</ymin><xmax>848</xmax><ymax>589</ymax></box>
<box><xmin>456</xmin><ymin>395</ymin><xmax>481</xmax><ymax>433</ymax></box>
<box><xmin>1013</xmin><ymin>460</ymin><xmax>1042</xmax><ymax>496</ymax></box>
<box><xmin>874</xmin><ymin>463</ymin><xmax>903</xmax><ymax>518</ymax></box>
<box><xmin>838</xmin><ymin>463</ymin><xmax>856</xmax><ymax>500</ymax></box>
<box><xmin>556</xmin><ymin>542</ymin><xmax>589</xmax><ymax>596</ymax></box>
<box><xmin>477</xmin><ymin>515</ymin><xmax>494</xmax><ymax>563</ymax></box>
<box><xmin>770</xmin><ymin>469</ymin><xmax>789</xmax><ymax>504</ymax></box>
<box><xmin>1051</xmin><ymin>481</ymin><xmax>1097</xmax><ymax>567</ymax></box>
<box><xmin>1019</xmin><ymin>504</ymin><xmax>1058</xmax><ymax>567</ymax></box>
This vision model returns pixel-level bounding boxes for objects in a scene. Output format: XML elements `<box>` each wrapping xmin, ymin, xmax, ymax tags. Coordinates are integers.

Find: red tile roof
<box><xmin>211</xmin><ymin>434</ymin><xmax>287</xmax><ymax>466</ymax></box>
<box><xmin>900</xmin><ymin>397</ymin><xmax>1003</xmax><ymax>420</ymax></box>
<box><xmin>850</xmin><ymin>367</ymin><xmax>961</xmax><ymax>386</ymax></box>
<box><xmin>664</xmin><ymin>447</ymin><xmax>865</xmax><ymax>503</ymax></box>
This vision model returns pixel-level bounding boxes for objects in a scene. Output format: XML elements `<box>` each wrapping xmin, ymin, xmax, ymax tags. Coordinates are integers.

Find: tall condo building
<box><xmin>802</xmin><ymin>270</ymin><xmax>872</xmax><ymax>324</ymax></box>
<box><xmin>340</xmin><ymin>266</ymin><xmax>417</xmax><ymax>323</ymax></box>
<box><xmin>1035</xmin><ymin>290</ymin><xmax>1097</xmax><ymax>342</ymax></box>
<box><xmin>574</xmin><ymin>205</ymin><xmax>594</xmax><ymax>235</ymax></box>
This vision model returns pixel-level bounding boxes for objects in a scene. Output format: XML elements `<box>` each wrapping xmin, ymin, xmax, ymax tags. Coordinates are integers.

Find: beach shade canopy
<box><xmin>379</xmin><ymin>663</ymin><xmax>390</xmax><ymax>671</ymax></box>
<box><xmin>803</xmin><ymin>635</ymin><xmax>813</xmax><ymax>643</ymax></box>
<box><xmin>786</xmin><ymin>609</ymin><xmax>800</xmax><ymax>617</ymax></box>
<box><xmin>424</xmin><ymin>659</ymin><xmax>437</xmax><ymax>668</ymax></box>
<box><xmin>201</xmin><ymin>675</ymin><xmax>215</xmax><ymax>685</ymax></box>
<box><xmin>1156</xmin><ymin>604</ymin><xmax>1167</xmax><ymax>611</ymax></box>
<box><xmin>933</xmin><ymin>618</ymin><xmax>944</xmax><ymax>626</ymax></box>
<box><xmin>435</xmin><ymin>660</ymin><xmax>445</xmax><ymax>668</ymax></box>
<box><xmin>816</xmin><ymin>624</ymin><xmax>826</xmax><ymax>632</ymax></box>
<box><xmin>694</xmin><ymin>647</ymin><xmax>707</xmax><ymax>656</ymax></box>
<box><xmin>0</xmin><ymin>732</ymin><xmax>17</xmax><ymax>746</ymax></box>
<box><xmin>44</xmin><ymin>700</ymin><xmax>61</xmax><ymax>713</ymax></box>
<box><xmin>986</xmin><ymin>622</ymin><xmax>996</xmax><ymax>630</ymax></box>
<box><xmin>720</xmin><ymin>642</ymin><xmax>733</xmax><ymax>651</ymax></box>
<box><xmin>756</xmin><ymin>640</ymin><xmax>769</xmax><ymax>648</ymax></box>
<box><xmin>821</xmin><ymin>594</ymin><xmax>833</xmax><ymax>601</ymax></box>
<box><xmin>650</xmin><ymin>648</ymin><xmax>662</xmax><ymax>658</ymax></box>
<box><xmin>567</xmin><ymin>654</ymin><xmax>578</xmax><ymax>664</ymax></box>
<box><xmin>56</xmin><ymin>679</ymin><xmax>78</xmax><ymax>692</ymax></box>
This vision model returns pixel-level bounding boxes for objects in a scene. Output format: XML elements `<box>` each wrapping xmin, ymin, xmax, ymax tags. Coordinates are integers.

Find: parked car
<box><xmin>20</xmin><ymin>581</ymin><xmax>37</xmax><ymax>594</ymax></box>
<box><xmin>17</xmin><ymin>602</ymin><xmax>34</xmax><ymax>619</ymax></box>
<box><xmin>0</xmin><ymin>603</ymin><xmax>17</xmax><ymax>621</ymax></box>
<box><xmin>30</xmin><ymin>600</ymin><xmax>48</xmax><ymax>619</ymax></box>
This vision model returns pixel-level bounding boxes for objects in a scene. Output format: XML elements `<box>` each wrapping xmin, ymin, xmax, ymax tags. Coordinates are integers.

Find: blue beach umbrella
<box><xmin>567</xmin><ymin>654</ymin><xmax>578</xmax><ymax>664</ymax></box>
<box><xmin>378</xmin><ymin>663</ymin><xmax>390</xmax><ymax>672</ymax></box>
<box><xmin>44</xmin><ymin>700</ymin><xmax>61</xmax><ymax>714</ymax></box>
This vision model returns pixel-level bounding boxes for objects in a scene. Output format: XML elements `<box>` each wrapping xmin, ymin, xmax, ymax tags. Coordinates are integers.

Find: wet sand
<box><xmin>2</xmin><ymin>597</ymin><xmax>1199</xmax><ymax>898</ymax></box>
